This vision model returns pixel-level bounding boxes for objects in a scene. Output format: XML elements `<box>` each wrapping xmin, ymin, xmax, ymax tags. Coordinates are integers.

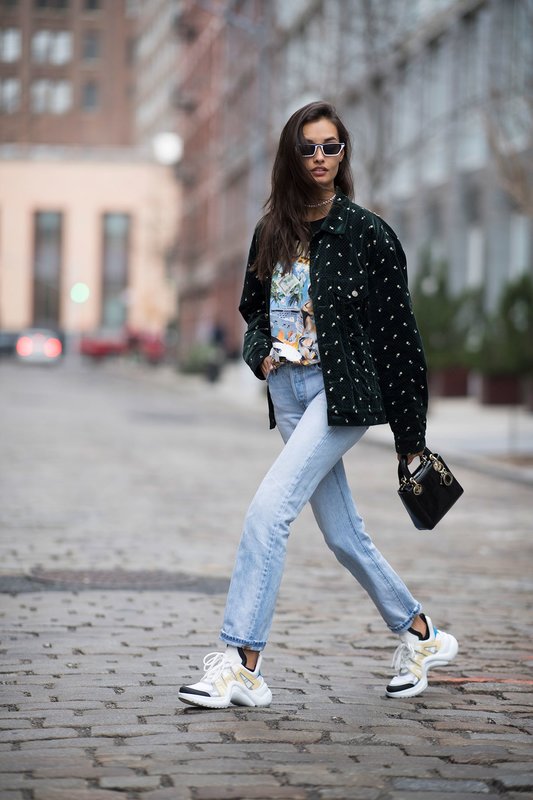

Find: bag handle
<box><xmin>397</xmin><ymin>446</ymin><xmax>432</xmax><ymax>485</ymax></box>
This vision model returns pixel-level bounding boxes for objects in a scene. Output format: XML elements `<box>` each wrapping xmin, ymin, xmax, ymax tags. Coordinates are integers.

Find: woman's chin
<box><xmin>311</xmin><ymin>176</ymin><xmax>334</xmax><ymax>191</ymax></box>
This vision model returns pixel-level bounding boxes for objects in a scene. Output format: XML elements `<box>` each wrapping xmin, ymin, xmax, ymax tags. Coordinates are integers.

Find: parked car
<box><xmin>137</xmin><ymin>332</ymin><xmax>166</xmax><ymax>364</ymax></box>
<box><xmin>80</xmin><ymin>329</ymin><xmax>129</xmax><ymax>360</ymax></box>
<box><xmin>15</xmin><ymin>328</ymin><xmax>64</xmax><ymax>365</ymax></box>
<box><xmin>0</xmin><ymin>330</ymin><xmax>19</xmax><ymax>357</ymax></box>
<box><xmin>125</xmin><ymin>327</ymin><xmax>167</xmax><ymax>364</ymax></box>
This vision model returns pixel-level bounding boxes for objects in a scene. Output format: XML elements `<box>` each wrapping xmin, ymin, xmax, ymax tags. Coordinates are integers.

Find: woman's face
<box><xmin>300</xmin><ymin>117</ymin><xmax>344</xmax><ymax>193</ymax></box>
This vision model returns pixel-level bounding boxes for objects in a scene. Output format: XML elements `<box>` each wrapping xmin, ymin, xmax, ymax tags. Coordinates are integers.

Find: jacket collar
<box><xmin>318</xmin><ymin>191</ymin><xmax>351</xmax><ymax>236</ymax></box>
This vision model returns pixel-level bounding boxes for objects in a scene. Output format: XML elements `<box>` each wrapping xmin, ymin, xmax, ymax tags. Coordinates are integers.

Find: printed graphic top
<box><xmin>269</xmin><ymin>253</ymin><xmax>319</xmax><ymax>365</ymax></box>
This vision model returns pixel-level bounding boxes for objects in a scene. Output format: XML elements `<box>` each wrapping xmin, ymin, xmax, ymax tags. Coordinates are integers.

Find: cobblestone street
<box><xmin>0</xmin><ymin>359</ymin><xmax>532</xmax><ymax>800</ymax></box>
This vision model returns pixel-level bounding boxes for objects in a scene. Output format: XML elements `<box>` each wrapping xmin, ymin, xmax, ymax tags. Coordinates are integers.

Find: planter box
<box><xmin>523</xmin><ymin>377</ymin><xmax>533</xmax><ymax>413</ymax></box>
<box><xmin>429</xmin><ymin>366</ymin><xmax>470</xmax><ymax>397</ymax></box>
<box><xmin>478</xmin><ymin>374</ymin><xmax>523</xmax><ymax>405</ymax></box>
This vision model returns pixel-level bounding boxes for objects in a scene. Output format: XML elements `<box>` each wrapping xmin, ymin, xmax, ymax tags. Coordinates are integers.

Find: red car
<box><xmin>80</xmin><ymin>329</ymin><xmax>128</xmax><ymax>360</ymax></box>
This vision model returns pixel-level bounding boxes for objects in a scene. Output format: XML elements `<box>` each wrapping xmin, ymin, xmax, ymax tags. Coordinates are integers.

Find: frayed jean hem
<box><xmin>220</xmin><ymin>629</ymin><xmax>265</xmax><ymax>651</ymax></box>
<box><xmin>389</xmin><ymin>603</ymin><xmax>422</xmax><ymax>634</ymax></box>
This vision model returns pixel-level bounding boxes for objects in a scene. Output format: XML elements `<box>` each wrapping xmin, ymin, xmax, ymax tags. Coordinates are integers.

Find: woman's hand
<box><xmin>397</xmin><ymin>451</ymin><xmax>424</xmax><ymax>466</ymax></box>
<box><xmin>261</xmin><ymin>355</ymin><xmax>276</xmax><ymax>379</ymax></box>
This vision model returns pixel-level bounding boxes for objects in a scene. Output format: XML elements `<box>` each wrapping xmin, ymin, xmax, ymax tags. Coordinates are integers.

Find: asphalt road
<box><xmin>0</xmin><ymin>358</ymin><xmax>532</xmax><ymax>800</ymax></box>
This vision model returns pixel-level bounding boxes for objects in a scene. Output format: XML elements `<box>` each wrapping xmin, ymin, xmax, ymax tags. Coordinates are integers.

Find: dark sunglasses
<box><xmin>297</xmin><ymin>142</ymin><xmax>345</xmax><ymax>158</ymax></box>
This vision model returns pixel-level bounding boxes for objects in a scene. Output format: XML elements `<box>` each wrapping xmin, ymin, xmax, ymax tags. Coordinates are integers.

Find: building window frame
<box><xmin>81</xmin><ymin>80</ymin><xmax>99</xmax><ymax>111</ymax></box>
<box><xmin>30</xmin><ymin>78</ymin><xmax>72</xmax><ymax>113</ymax></box>
<box><xmin>101</xmin><ymin>212</ymin><xmax>131</xmax><ymax>329</ymax></box>
<box><xmin>33</xmin><ymin>211</ymin><xmax>63</xmax><ymax>327</ymax></box>
<box><xmin>31</xmin><ymin>29</ymin><xmax>72</xmax><ymax>64</ymax></box>
<box><xmin>34</xmin><ymin>0</ymin><xmax>70</xmax><ymax>9</ymax></box>
<box><xmin>0</xmin><ymin>77</ymin><xmax>20</xmax><ymax>112</ymax></box>
<box><xmin>82</xmin><ymin>29</ymin><xmax>100</xmax><ymax>61</ymax></box>
<box><xmin>0</xmin><ymin>27</ymin><xmax>21</xmax><ymax>62</ymax></box>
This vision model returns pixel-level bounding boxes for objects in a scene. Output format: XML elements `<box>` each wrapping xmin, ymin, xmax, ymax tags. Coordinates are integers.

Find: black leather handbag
<box><xmin>397</xmin><ymin>447</ymin><xmax>464</xmax><ymax>530</ymax></box>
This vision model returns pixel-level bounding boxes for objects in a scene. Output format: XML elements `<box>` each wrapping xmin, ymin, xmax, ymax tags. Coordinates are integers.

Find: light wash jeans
<box><xmin>220</xmin><ymin>363</ymin><xmax>420</xmax><ymax>651</ymax></box>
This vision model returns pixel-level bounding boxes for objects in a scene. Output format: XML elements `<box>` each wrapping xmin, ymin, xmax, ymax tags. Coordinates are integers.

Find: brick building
<box><xmin>173</xmin><ymin>0</ymin><xmax>273</xmax><ymax>358</ymax></box>
<box><xmin>173</xmin><ymin>0</ymin><xmax>532</xmax><ymax>361</ymax></box>
<box><xmin>0</xmin><ymin>0</ymin><xmax>136</xmax><ymax>146</ymax></box>
<box><xmin>0</xmin><ymin>0</ymin><xmax>181</xmax><ymax>340</ymax></box>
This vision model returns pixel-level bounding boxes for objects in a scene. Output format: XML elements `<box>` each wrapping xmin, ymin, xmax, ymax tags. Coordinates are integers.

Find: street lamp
<box><xmin>152</xmin><ymin>132</ymin><xmax>184</xmax><ymax>167</ymax></box>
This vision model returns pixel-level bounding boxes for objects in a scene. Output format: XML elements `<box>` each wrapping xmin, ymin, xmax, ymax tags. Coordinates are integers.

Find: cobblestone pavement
<box><xmin>0</xmin><ymin>358</ymin><xmax>532</xmax><ymax>800</ymax></box>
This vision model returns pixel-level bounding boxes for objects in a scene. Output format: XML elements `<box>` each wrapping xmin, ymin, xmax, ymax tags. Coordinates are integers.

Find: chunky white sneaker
<box><xmin>386</xmin><ymin>614</ymin><xmax>458</xmax><ymax>699</ymax></box>
<box><xmin>178</xmin><ymin>646</ymin><xmax>272</xmax><ymax>709</ymax></box>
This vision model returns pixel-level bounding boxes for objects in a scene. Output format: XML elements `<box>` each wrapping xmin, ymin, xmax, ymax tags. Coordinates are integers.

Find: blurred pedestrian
<box><xmin>179</xmin><ymin>101</ymin><xmax>458</xmax><ymax>709</ymax></box>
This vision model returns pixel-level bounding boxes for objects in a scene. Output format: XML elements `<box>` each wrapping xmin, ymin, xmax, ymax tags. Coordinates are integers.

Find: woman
<box><xmin>179</xmin><ymin>101</ymin><xmax>458</xmax><ymax>709</ymax></box>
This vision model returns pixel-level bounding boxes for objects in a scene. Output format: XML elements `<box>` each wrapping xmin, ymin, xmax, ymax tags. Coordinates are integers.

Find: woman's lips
<box><xmin>312</xmin><ymin>168</ymin><xmax>327</xmax><ymax>176</ymax></box>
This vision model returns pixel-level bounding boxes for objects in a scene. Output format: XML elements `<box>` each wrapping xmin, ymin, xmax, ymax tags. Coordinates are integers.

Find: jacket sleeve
<box><xmin>238</xmin><ymin>232</ymin><xmax>272</xmax><ymax>380</ymax></box>
<box><xmin>366</xmin><ymin>216</ymin><xmax>428</xmax><ymax>454</ymax></box>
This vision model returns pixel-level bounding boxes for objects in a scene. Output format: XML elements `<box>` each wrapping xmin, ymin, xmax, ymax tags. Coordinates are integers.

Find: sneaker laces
<box><xmin>391</xmin><ymin>641</ymin><xmax>416</xmax><ymax>674</ymax></box>
<box><xmin>201</xmin><ymin>651</ymin><xmax>237</xmax><ymax>683</ymax></box>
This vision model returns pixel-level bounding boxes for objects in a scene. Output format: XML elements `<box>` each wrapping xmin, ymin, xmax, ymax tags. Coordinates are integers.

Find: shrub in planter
<box><xmin>180</xmin><ymin>342</ymin><xmax>219</xmax><ymax>374</ymax></box>
<box><xmin>468</xmin><ymin>274</ymin><xmax>533</xmax><ymax>405</ymax></box>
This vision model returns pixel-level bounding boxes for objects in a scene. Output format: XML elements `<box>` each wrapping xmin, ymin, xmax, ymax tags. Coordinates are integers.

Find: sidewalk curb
<box><xmin>362</xmin><ymin>434</ymin><xmax>533</xmax><ymax>488</ymax></box>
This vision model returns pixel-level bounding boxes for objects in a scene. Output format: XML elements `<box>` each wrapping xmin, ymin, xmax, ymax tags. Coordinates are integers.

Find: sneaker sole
<box><xmin>178</xmin><ymin>683</ymin><xmax>272</xmax><ymax>709</ymax></box>
<box><xmin>386</xmin><ymin>634</ymin><xmax>459</xmax><ymax>699</ymax></box>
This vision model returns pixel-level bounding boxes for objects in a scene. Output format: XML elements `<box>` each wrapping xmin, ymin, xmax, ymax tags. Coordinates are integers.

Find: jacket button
<box><xmin>351</xmin><ymin>290</ymin><xmax>358</xmax><ymax>297</ymax></box>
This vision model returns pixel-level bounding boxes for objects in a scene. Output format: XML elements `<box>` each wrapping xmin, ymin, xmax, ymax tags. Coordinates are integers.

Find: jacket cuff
<box><xmin>248</xmin><ymin>346</ymin><xmax>271</xmax><ymax>380</ymax></box>
<box><xmin>394</xmin><ymin>435</ymin><xmax>426</xmax><ymax>456</ymax></box>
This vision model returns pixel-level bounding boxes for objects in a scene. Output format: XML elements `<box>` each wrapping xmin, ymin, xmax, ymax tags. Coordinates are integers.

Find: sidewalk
<box><xmin>0</xmin><ymin>358</ymin><xmax>532</xmax><ymax>800</ymax></box>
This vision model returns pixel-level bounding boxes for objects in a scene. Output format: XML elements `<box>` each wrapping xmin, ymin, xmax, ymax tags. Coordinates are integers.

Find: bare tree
<box><xmin>484</xmin><ymin>0</ymin><xmax>533</xmax><ymax>217</ymax></box>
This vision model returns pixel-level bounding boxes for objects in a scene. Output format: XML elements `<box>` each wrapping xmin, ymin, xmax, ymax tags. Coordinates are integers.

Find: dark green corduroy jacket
<box><xmin>238</xmin><ymin>192</ymin><xmax>428</xmax><ymax>454</ymax></box>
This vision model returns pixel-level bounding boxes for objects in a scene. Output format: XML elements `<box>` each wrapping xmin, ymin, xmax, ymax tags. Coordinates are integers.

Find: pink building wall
<box><xmin>0</xmin><ymin>158</ymin><xmax>180</xmax><ymax>334</ymax></box>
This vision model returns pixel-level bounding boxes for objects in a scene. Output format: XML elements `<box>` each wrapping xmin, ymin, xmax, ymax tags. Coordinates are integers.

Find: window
<box><xmin>32</xmin><ymin>30</ymin><xmax>50</xmax><ymax>62</ymax></box>
<box><xmin>84</xmin><ymin>0</ymin><xmax>100</xmax><ymax>10</ymax></box>
<box><xmin>396</xmin><ymin>64</ymin><xmax>419</xmax><ymax>149</ymax></box>
<box><xmin>31</xmin><ymin>79</ymin><xmax>72</xmax><ymax>113</ymax></box>
<box><xmin>82</xmin><ymin>30</ymin><xmax>100</xmax><ymax>60</ymax></box>
<box><xmin>31</xmin><ymin>79</ymin><xmax>49</xmax><ymax>112</ymax></box>
<box><xmin>509</xmin><ymin>213</ymin><xmax>530</xmax><ymax>279</ymax></box>
<box><xmin>34</xmin><ymin>0</ymin><xmax>70</xmax><ymax>9</ymax></box>
<box><xmin>50</xmin><ymin>30</ymin><xmax>71</xmax><ymax>63</ymax></box>
<box><xmin>50</xmin><ymin>79</ymin><xmax>71</xmax><ymax>113</ymax></box>
<box><xmin>424</xmin><ymin>37</ymin><xmax>450</xmax><ymax>124</ymax></box>
<box><xmin>0</xmin><ymin>78</ymin><xmax>20</xmax><ymax>112</ymax></box>
<box><xmin>0</xmin><ymin>28</ymin><xmax>21</xmax><ymax>61</ymax></box>
<box><xmin>460</xmin><ymin>13</ymin><xmax>484</xmax><ymax>105</ymax></box>
<box><xmin>33</xmin><ymin>212</ymin><xmax>63</xmax><ymax>327</ymax></box>
<box><xmin>81</xmin><ymin>80</ymin><xmax>99</xmax><ymax>110</ymax></box>
<box><xmin>101</xmin><ymin>214</ymin><xmax>130</xmax><ymax>328</ymax></box>
<box><xmin>32</xmin><ymin>30</ymin><xmax>72</xmax><ymax>63</ymax></box>
<box><xmin>126</xmin><ymin>36</ymin><xmax>135</xmax><ymax>65</ymax></box>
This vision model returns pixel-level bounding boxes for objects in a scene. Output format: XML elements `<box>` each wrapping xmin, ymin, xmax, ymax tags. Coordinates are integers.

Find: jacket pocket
<box><xmin>332</xmin><ymin>281</ymin><xmax>380</xmax><ymax>406</ymax></box>
<box><xmin>331</xmin><ymin>277</ymin><xmax>368</xmax><ymax>305</ymax></box>
<box><xmin>331</xmin><ymin>276</ymin><xmax>369</xmax><ymax>331</ymax></box>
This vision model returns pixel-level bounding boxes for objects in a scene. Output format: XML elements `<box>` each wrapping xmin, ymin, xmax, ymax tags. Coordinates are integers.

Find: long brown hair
<box><xmin>252</xmin><ymin>101</ymin><xmax>354</xmax><ymax>281</ymax></box>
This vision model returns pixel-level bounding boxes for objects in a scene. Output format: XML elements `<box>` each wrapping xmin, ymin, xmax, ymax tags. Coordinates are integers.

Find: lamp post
<box><xmin>68</xmin><ymin>281</ymin><xmax>90</xmax><ymax>358</ymax></box>
<box><xmin>151</xmin><ymin>132</ymin><xmax>184</xmax><ymax>366</ymax></box>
